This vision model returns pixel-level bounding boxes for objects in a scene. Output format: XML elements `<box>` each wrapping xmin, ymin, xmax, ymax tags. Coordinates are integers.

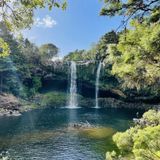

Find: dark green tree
<box><xmin>95</xmin><ymin>31</ymin><xmax>119</xmax><ymax>61</ymax></box>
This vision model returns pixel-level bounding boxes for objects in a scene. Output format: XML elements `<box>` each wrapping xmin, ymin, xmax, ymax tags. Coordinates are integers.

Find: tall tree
<box><xmin>39</xmin><ymin>43</ymin><xmax>59</xmax><ymax>61</ymax></box>
<box><xmin>64</xmin><ymin>49</ymin><xmax>86</xmax><ymax>61</ymax></box>
<box><xmin>107</xmin><ymin>21</ymin><xmax>160</xmax><ymax>92</ymax></box>
<box><xmin>95</xmin><ymin>31</ymin><xmax>119</xmax><ymax>61</ymax></box>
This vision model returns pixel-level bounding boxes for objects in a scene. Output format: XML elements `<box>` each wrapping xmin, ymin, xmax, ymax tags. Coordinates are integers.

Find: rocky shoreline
<box><xmin>79</xmin><ymin>97</ymin><xmax>160</xmax><ymax>110</ymax></box>
<box><xmin>0</xmin><ymin>93</ymin><xmax>22</xmax><ymax>116</ymax></box>
<box><xmin>98</xmin><ymin>98</ymin><xmax>160</xmax><ymax>110</ymax></box>
<box><xmin>0</xmin><ymin>93</ymin><xmax>160</xmax><ymax>117</ymax></box>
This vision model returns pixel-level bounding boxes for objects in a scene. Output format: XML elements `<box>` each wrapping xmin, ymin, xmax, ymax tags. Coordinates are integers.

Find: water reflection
<box><xmin>0</xmin><ymin>108</ymin><xmax>143</xmax><ymax>160</ymax></box>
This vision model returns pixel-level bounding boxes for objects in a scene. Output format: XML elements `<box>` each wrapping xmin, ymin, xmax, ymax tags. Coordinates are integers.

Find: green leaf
<box><xmin>54</xmin><ymin>2</ymin><xmax>60</xmax><ymax>8</ymax></box>
<box><xmin>0</xmin><ymin>38</ymin><xmax>10</xmax><ymax>57</ymax></box>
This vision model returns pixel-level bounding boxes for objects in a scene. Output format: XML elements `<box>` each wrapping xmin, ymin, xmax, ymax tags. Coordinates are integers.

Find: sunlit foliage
<box><xmin>0</xmin><ymin>38</ymin><xmax>10</xmax><ymax>57</ymax></box>
<box><xmin>0</xmin><ymin>0</ymin><xmax>67</xmax><ymax>57</ymax></box>
<box><xmin>0</xmin><ymin>0</ymin><xmax>67</xmax><ymax>31</ymax></box>
<box><xmin>107</xmin><ymin>21</ymin><xmax>160</xmax><ymax>91</ymax></box>
<box><xmin>106</xmin><ymin>110</ymin><xmax>160</xmax><ymax>160</ymax></box>
<box><xmin>39</xmin><ymin>43</ymin><xmax>59</xmax><ymax>62</ymax></box>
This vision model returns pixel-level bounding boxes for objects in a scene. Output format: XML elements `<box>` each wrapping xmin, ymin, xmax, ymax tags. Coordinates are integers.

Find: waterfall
<box><xmin>95</xmin><ymin>62</ymin><xmax>102</xmax><ymax>108</ymax></box>
<box><xmin>69</xmin><ymin>61</ymin><xmax>78</xmax><ymax>108</ymax></box>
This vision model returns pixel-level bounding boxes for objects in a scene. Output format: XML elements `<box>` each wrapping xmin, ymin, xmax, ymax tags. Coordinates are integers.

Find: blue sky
<box><xmin>23</xmin><ymin>0</ymin><xmax>122</xmax><ymax>56</ymax></box>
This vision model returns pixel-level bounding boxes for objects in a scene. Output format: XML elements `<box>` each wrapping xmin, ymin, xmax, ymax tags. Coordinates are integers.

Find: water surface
<box><xmin>0</xmin><ymin>108</ymin><xmax>143</xmax><ymax>160</ymax></box>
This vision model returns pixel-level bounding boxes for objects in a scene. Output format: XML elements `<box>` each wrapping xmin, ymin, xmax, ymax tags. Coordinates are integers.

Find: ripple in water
<box><xmin>0</xmin><ymin>108</ymin><xmax>143</xmax><ymax>160</ymax></box>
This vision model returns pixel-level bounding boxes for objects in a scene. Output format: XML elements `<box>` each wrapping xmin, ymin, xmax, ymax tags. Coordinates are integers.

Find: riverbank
<box><xmin>0</xmin><ymin>93</ymin><xmax>22</xmax><ymax>116</ymax></box>
<box><xmin>0</xmin><ymin>92</ymin><xmax>159</xmax><ymax>117</ymax></box>
<box><xmin>0</xmin><ymin>93</ymin><xmax>38</xmax><ymax>116</ymax></box>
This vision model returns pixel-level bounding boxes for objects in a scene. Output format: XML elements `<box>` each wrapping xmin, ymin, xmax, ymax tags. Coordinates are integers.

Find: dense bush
<box><xmin>106</xmin><ymin>110</ymin><xmax>160</xmax><ymax>160</ymax></box>
<box><xmin>41</xmin><ymin>92</ymin><xmax>68</xmax><ymax>107</ymax></box>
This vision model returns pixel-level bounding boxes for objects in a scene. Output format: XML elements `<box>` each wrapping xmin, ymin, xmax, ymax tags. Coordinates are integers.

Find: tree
<box><xmin>100</xmin><ymin>0</ymin><xmax>160</xmax><ymax>26</ymax></box>
<box><xmin>95</xmin><ymin>31</ymin><xmax>119</xmax><ymax>61</ymax></box>
<box><xmin>100</xmin><ymin>0</ymin><xmax>160</xmax><ymax>95</ymax></box>
<box><xmin>0</xmin><ymin>38</ymin><xmax>10</xmax><ymax>57</ymax></box>
<box><xmin>39</xmin><ymin>43</ymin><xmax>59</xmax><ymax>61</ymax></box>
<box><xmin>64</xmin><ymin>49</ymin><xmax>86</xmax><ymax>61</ymax></box>
<box><xmin>64</xmin><ymin>31</ymin><xmax>119</xmax><ymax>62</ymax></box>
<box><xmin>0</xmin><ymin>22</ymin><xmax>43</xmax><ymax>97</ymax></box>
<box><xmin>0</xmin><ymin>0</ymin><xmax>67</xmax><ymax>56</ymax></box>
<box><xmin>18</xmin><ymin>38</ymin><xmax>41</xmax><ymax>65</ymax></box>
<box><xmin>106</xmin><ymin>110</ymin><xmax>160</xmax><ymax>160</ymax></box>
<box><xmin>0</xmin><ymin>0</ymin><xmax>67</xmax><ymax>31</ymax></box>
<box><xmin>107</xmin><ymin>20</ymin><xmax>160</xmax><ymax>92</ymax></box>
<box><xmin>0</xmin><ymin>57</ymin><xmax>15</xmax><ymax>93</ymax></box>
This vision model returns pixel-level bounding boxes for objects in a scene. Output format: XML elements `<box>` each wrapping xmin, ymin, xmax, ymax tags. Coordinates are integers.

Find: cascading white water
<box><xmin>95</xmin><ymin>62</ymin><xmax>102</xmax><ymax>108</ymax></box>
<box><xmin>69</xmin><ymin>61</ymin><xmax>78</xmax><ymax>108</ymax></box>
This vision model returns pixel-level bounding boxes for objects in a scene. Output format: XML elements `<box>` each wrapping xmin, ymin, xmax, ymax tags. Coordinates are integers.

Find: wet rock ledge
<box><xmin>0</xmin><ymin>93</ymin><xmax>21</xmax><ymax>116</ymax></box>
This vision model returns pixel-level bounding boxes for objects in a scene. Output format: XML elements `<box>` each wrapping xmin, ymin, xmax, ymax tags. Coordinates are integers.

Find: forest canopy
<box><xmin>107</xmin><ymin>20</ymin><xmax>160</xmax><ymax>91</ymax></box>
<box><xmin>0</xmin><ymin>22</ymin><xmax>59</xmax><ymax>97</ymax></box>
<box><xmin>0</xmin><ymin>0</ymin><xmax>160</xmax><ymax>96</ymax></box>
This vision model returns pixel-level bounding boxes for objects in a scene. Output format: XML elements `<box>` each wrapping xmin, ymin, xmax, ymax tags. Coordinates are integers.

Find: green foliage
<box><xmin>100</xmin><ymin>0</ymin><xmax>160</xmax><ymax>23</ymax></box>
<box><xmin>0</xmin><ymin>38</ymin><xmax>10</xmax><ymax>57</ymax></box>
<box><xmin>18</xmin><ymin>38</ymin><xmax>41</xmax><ymax>65</ymax></box>
<box><xmin>96</xmin><ymin>31</ymin><xmax>119</xmax><ymax>60</ymax></box>
<box><xmin>100</xmin><ymin>1</ymin><xmax>160</xmax><ymax>96</ymax></box>
<box><xmin>0</xmin><ymin>0</ymin><xmax>67</xmax><ymax>55</ymax></box>
<box><xmin>106</xmin><ymin>110</ymin><xmax>160</xmax><ymax>160</ymax></box>
<box><xmin>108</xmin><ymin>21</ymin><xmax>160</xmax><ymax>92</ymax></box>
<box><xmin>63</xmin><ymin>31</ymin><xmax>119</xmax><ymax>90</ymax></box>
<box><xmin>0</xmin><ymin>56</ymin><xmax>24</xmax><ymax>95</ymax></box>
<box><xmin>24</xmin><ymin>76</ymin><xmax>42</xmax><ymax>97</ymax></box>
<box><xmin>32</xmin><ymin>76</ymin><xmax>42</xmax><ymax>92</ymax></box>
<box><xmin>106</xmin><ymin>151</ymin><xmax>117</xmax><ymax>160</ymax></box>
<box><xmin>113</xmin><ymin>127</ymin><xmax>137</xmax><ymax>153</ymax></box>
<box><xmin>64</xmin><ymin>31</ymin><xmax>119</xmax><ymax>62</ymax></box>
<box><xmin>133</xmin><ymin>125</ymin><xmax>160</xmax><ymax>160</ymax></box>
<box><xmin>41</xmin><ymin>92</ymin><xmax>67</xmax><ymax>107</ymax></box>
<box><xmin>141</xmin><ymin>110</ymin><xmax>160</xmax><ymax>126</ymax></box>
<box><xmin>0</xmin><ymin>23</ymin><xmax>60</xmax><ymax>97</ymax></box>
<box><xmin>39</xmin><ymin>43</ymin><xmax>59</xmax><ymax>61</ymax></box>
<box><xmin>0</xmin><ymin>0</ymin><xmax>67</xmax><ymax>31</ymax></box>
<box><xmin>64</xmin><ymin>49</ymin><xmax>86</xmax><ymax>61</ymax></box>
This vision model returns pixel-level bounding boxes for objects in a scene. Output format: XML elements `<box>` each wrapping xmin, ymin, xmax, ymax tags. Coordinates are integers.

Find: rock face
<box><xmin>99</xmin><ymin>98</ymin><xmax>160</xmax><ymax>110</ymax></box>
<box><xmin>79</xmin><ymin>97</ymin><xmax>160</xmax><ymax>110</ymax></box>
<box><xmin>0</xmin><ymin>93</ymin><xmax>21</xmax><ymax>116</ymax></box>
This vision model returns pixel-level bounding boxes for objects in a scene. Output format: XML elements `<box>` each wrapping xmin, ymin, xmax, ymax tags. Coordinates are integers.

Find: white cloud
<box><xmin>34</xmin><ymin>15</ymin><xmax>57</xmax><ymax>28</ymax></box>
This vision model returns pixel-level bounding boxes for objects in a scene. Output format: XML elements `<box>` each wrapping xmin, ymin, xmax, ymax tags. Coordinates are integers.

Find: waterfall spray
<box><xmin>95</xmin><ymin>62</ymin><xmax>102</xmax><ymax>108</ymax></box>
